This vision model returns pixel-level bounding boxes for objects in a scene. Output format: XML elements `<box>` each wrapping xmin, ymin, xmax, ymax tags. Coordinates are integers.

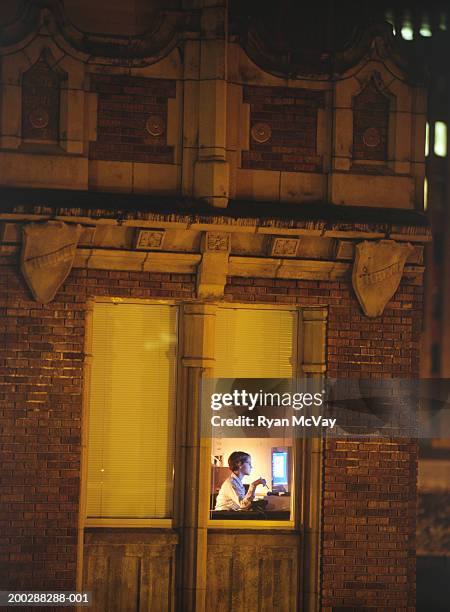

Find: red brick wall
<box><xmin>242</xmin><ymin>85</ymin><xmax>324</xmax><ymax>172</ymax></box>
<box><xmin>89</xmin><ymin>75</ymin><xmax>175</xmax><ymax>164</ymax></box>
<box><xmin>0</xmin><ymin>263</ymin><xmax>195</xmax><ymax>590</ymax></box>
<box><xmin>1</xmin><ymin>264</ymin><xmax>420</xmax><ymax>608</ymax></box>
<box><xmin>225</xmin><ymin>276</ymin><xmax>421</xmax><ymax>611</ymax></box>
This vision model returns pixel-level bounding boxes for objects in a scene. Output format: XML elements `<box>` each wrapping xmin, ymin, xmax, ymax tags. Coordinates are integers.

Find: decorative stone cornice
<box><xmin>236</xmin><ymin>17</ymin><xmax>427</xmax><ymax>83</ymax></box>
<box><xmin>0</xmin><ymin>203</ymin><xmax>429</xmax><ymax>289</ymax></box>
<box><xmin>0</xmin><ymin>199</ymin><xmax>429</xmax><ymax>295</ymax></box>
<box><xmin>0</xmin><ymin>200</ymin><xmax>431</xmax><ymax>243</ymax></box>
<box><xmin>0</xmin><ymin>0</ymin><xmax>199</xmax><ymax>65</ymax></box>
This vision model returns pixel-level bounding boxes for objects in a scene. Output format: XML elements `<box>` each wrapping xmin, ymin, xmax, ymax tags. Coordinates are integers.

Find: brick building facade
<box><xmin>0</xmin><ymin>1</ymin><xmax>430</xmax><ymax>610</ymax></box>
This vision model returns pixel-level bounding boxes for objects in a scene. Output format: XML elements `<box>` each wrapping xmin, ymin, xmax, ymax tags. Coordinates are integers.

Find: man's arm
<box><xmin>232</xmin><ymin>477</ymin><xmax>266</xmax><ymax>509</ymax></box>
<box><xmin>238</xmin><ymin>482</ymin><xmax>257</xmax><ymax>509</ymax></box>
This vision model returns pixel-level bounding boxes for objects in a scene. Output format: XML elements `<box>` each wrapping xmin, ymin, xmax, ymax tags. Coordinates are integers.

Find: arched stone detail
<box><xmin>352</xmin><ymin>76</ymin><xmax>391</xmax><ymax>163</ymax></box>
<box><xmin>0</xmin><ymin>0</ymin><xmax>193</xmax><ymax>66</ymax></box>
<box><xmin>21</xmin><ymin>49</ymin><xmax>66</xmax><ymax>142</ymax></box>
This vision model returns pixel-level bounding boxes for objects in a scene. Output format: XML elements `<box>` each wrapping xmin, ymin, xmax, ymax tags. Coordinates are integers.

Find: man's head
<box><xmin>228</xmin><ymin>451</ymin><xmax>252</xmax><ymax>476</ymax></box>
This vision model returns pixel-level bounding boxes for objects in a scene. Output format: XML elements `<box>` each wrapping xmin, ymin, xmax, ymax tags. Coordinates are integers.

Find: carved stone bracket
<box><xmin>197</xmin><ymin>232</ymin><xmax>230</xmax><ymax>300</ymax></box>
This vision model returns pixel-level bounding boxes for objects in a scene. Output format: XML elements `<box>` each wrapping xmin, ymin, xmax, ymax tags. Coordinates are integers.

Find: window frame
<box><xmin>207</xmin><ymin>302</ymin><xmax>304</xmax><ymax>531</ymax></box>
<box><xmin>80</xmin><ymin>299</ymin><xmax>325</xmax><ymax>533</ymax></box>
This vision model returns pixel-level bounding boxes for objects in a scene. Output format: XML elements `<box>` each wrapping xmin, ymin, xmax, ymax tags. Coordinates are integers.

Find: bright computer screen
<box><xmin>272</xmin><ymin>449</ymin><xmax>288</xmax><ymax>488</ymax></box>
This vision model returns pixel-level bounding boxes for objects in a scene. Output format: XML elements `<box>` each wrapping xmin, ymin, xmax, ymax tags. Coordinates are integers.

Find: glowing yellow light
<box><xmin>401</xmin><ymin>23</ymin><xmax>414</xmax><ymax>40</ymax></box>
<box><xmin>419</xmin><ymin>24</ymin><xmax>432</xmax><ymax>37</ymax></box>
<box><xmin>434</xmin><ymin>121</ymin><xmax>447</xmax><ymax>157</ymax></box>
<box><xmin>423</xmin><ymin>177</ymin><xmax>428</xmax><ymax>211</ymax></box>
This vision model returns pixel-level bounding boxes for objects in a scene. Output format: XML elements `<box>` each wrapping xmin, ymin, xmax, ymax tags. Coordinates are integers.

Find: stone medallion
<box><xmin>28</xmin><ymin>107</ymin><xmax>50</xmax><ymax>130</ymax></box>
<box><xmin>251</xmin><ymin>122</ymin><xmax>272</xmax><ymax>143</ymax></box>
<box><xmin>146</xmin><ymin>115</ymin><xmax>165</xmax><ymax>137</ymax></box>
<box><xmin>362</xmin><ymin>127</ymin><xmax>381</xmax><ymax>148</ymax></box>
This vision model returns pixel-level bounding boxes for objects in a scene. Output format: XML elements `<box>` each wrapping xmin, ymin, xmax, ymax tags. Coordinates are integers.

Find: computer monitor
<box><xmin>272</xmin><ymin>447</ymin><xmax>289</xmax><ymax>492</ymax></box>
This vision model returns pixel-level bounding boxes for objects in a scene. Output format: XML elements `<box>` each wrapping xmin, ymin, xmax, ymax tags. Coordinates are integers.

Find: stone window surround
<box><xmin>79</xmin><ymin>298</ymin><xmax>327</xmax><ymax>610</ymax></box>
<box><xmin>0</xmin><ymin>39</ymin><xmax>87</xmax><ymax>155</ymax></box>
<box><xmin>80</xmin><ymin>299</ymin><xmax>327</xmax><ymax>528</ymax></box>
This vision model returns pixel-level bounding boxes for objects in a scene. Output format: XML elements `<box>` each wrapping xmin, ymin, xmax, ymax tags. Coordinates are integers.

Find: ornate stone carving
<box><xmin>251</xmin><ymin>122</ymin><xmax>272</xmax><ymax>144</ymax></box>
<box><xmin>197</xmin><ymin>233</ymin><xmax>230</xmax><ymax>299</ymax></box>
<box><xmin>204</xmin><ymin>232</ymin><xmax>231</xmax><ymax>253</ymax></box>
<box><xmin>353</xmin><ymin>77</ymin><xmax>390</xmax><ymax>162</ymax></box>
<box><xmin>135</xmin><ymin>229</ymin><xmax>165</xmax><ymax>250</ymax></box>
<box><xmin>21</xmin><ymin>51</ymin><xmax>64</xmax><ymax>142</ymax></box>
<box><xmin>28</xmin><ymin>107</ymin><xmax>50</xmax><ymax>130</ymax></box>
<box><xmin>0</xmin><ymin>2</ymin><xmax>190</xmax><ymax>63</ymax></box>
<box><xmin>146</xmin><ymin>115</ymin><xmax>165</xmax><ymax>137</ymax></box>
<box><xmin>271</xmin><ymin>238</ymin><xmax>300</xmax><ymax>258</ymax></box>
<box><xmin>21</xmin><ymin>221</ymin><xmax>81</xmax><ymax>303</ymax></box>
<box><xmin>362</xmin><ymin>127</ymin><xmax>381</xmax><ymax>148</ymax></box>
<box><xmin>352</xmin><ymin>240</ymin><xmax>414</xmax><ymax>317</ymax></box>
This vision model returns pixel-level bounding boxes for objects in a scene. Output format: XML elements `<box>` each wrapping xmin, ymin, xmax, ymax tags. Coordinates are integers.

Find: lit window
<box><xmin>86</xmin><ymin>302</ymin><xmax>178</xmax><ymax>520</ymax></box>
<box><xmin>423</xmin><ymin>177</ymin><xmax>428</xmax><ymax>211</ymax></box>
<box><xmin>434</xmin><ymin>121</ymin><xmax>447</xmax><ymax>157</ymax></box>
<box><xmin>210</xmin><ymin>307</ymin><xmax>297</xmax><ymax>522</ymax></box>
<box><xmin>425</xmin><ymin>122</ymin><xmax>430</xmax><ymax>157</ymax></box>
<box><xmin>214</xmin><ymin>308</ymin><xmax>295</xmax><ymax>378</ymax></box>
<box><xmin>419</xmin><ymin>16</ymin><xmax>432</xmax><ymax>37</ymax></box>
<box><xmin>401</xmin><ymin>22</ymin><xmax>414</xmax><ymax>40</ymax></box>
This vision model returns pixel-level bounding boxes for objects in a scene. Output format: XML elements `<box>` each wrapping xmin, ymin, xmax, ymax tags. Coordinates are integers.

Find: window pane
<box><xmin>211</xmin><ymin>308</ymin><xmax>296</xmax><ymax>521</ymax></box>
<box><xmin>401</xmin><ymin>22</ymin><xmax>414</xmax><ymax>40</ymax></box>
<box><xmin>423</xmin><ymin>177</ymin><xmax>428</xmax><ymax>211</ymax></box>
<box><xmin>87</xmin><ymin>303</ymin><xmax>177</xmax><ymax>518</ymax></box>
<box><xmin>215</xmin><ymin>308</ymin><xmax>295</xmax><ymax>378</ymax></box>
<box><xmin>434</xmin><ymin>121</ymin><xmax>447</xmax><ymax>157</ymax></box>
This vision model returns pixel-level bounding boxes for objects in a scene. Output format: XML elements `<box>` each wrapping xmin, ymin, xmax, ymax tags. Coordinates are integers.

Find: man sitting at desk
<box><xmin>215</xmin><ymin>451</ymin><xmax>266</xmax><ymax>511</ymax></box>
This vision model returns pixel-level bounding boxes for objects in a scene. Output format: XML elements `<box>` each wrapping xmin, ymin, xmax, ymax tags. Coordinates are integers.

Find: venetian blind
<box><xmin>214</xmin><ymin>308</ymin><xmax>296</xmax><ymax>377</ymax></box>
<box><xmin>86</xmin><ymin>303</ymin><xmax>177</xmax><ymax>518</ymax></box>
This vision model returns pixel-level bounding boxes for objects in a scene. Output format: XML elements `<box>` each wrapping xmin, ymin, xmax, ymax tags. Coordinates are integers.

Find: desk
<box><xmin>210</xmin><ymin>510</ymin><xmax>291</xmax><ymax>520</ymax></box>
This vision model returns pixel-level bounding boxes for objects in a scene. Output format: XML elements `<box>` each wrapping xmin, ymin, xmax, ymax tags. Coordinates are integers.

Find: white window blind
<box><xmin>86</xmin><ymin>302</ymin><xmax>177</xmax><ymax>519</ymax></box>
<box><xmin>214</xmin><ymin>308</ymin><xmax>296</xmax><ymax>377</ymax></box>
